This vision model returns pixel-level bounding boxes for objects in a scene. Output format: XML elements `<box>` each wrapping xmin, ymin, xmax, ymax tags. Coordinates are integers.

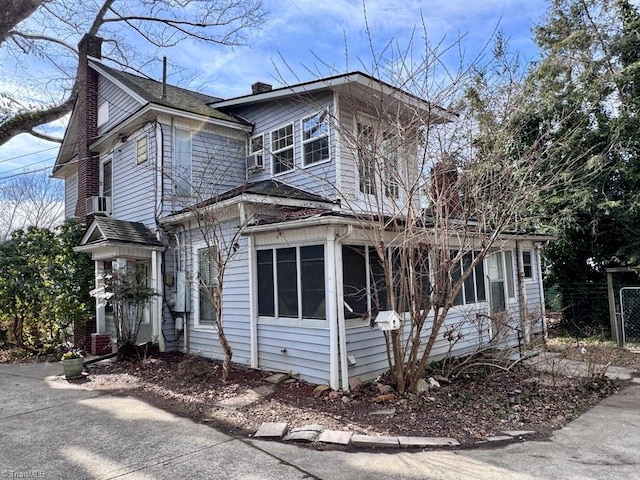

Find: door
<box><xmin>487</xmin><ymin>251</ymin><xmax>516</xmax><ymax>343</ymax></box>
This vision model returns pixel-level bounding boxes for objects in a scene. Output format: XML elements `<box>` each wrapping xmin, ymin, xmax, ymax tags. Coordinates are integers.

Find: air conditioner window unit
<box><xmin>86</xmin><ymin>196</ymin><xmax>111</xmax><ymax>215</ymax></box>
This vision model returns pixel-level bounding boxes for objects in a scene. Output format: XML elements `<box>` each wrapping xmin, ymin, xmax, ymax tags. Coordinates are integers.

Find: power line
<box><xmin>0</xmin><ymin>145</ymin><xmax>60</xmax><ymax>165</ymax></box>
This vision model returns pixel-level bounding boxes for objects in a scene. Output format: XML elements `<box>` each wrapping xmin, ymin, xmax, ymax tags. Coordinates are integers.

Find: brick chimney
<box><xmin>251</xmin><ymin>82</ymin><xmax>272</xmax><ymax>94</ymax></box>
<box><xmin>75</xmin><ymin>34</ymin><xmax>103</xmax><ymax>219</ymax></box>
<box><xmin>430</xmin><ymin>160</ymin><xmax>461</xmax><ymax>217</ymax></box>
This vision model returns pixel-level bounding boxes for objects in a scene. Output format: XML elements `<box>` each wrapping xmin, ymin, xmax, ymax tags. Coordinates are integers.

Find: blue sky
<box><xmin>0</xmin><ymin>0</ymin><xmax>548</xmax><ymax>179</ymax></box>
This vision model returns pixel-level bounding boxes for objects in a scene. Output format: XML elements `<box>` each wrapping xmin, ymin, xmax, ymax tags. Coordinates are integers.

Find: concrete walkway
<box><xmin>1</xmin><ymin>362</ymin><xmax>639</xmax><ymax>479</ymax></box>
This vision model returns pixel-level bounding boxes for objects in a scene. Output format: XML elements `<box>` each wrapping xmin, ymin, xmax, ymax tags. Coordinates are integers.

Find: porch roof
<box><xmin>78</xmin><ymin>216</ymin><xmax>164</xmax><ymax>249</ymax></box>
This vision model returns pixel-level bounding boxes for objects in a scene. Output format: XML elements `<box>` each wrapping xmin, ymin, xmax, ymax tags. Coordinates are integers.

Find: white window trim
<box><xmin>256</xmin><ymin>243</ymin><xmax>327</xmax><ymax>324</ymax></box>
<box><xmin>136</xmin><ymin>134</ymin><xmax>148</xmax><ymax>164</ymax></box>
<box><xmin>270</xmin><ymin>122</ymin><xmax>295</xmax><ymax>176</ymax></box>
<box><xmin>247</xmin><ymin>133</ymin><xmax>265</xmax><ymax>170</ymax></box>
<box><xmin>100</xmin><ymin>155</ymin><xmax>113</xmax><ymax>199</ymax></box>
<box><xmin>301</xmin><ymin>111</ymin><xmax>330</xmax><ymax>168</ymax></box>
<box><xmin>353</xmin><ymin>112</ymin><xmax>404</xmax><ymax>201</ymax></box>
<box><xmin>174</xmin><ymin>127</ymin><xmax>193</xmax><ymax>196</ymax></box>
<box><xmin>192</xmin><ymin>241</ymin><xmax>217</xmax><ymax>331</ymax></box>
<box><xmin>522</xmin><ymin>250</ymin><xmax>535</xmax><ymax>281</ymax></box>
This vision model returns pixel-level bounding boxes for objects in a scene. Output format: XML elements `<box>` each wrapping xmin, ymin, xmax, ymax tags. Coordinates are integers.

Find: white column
<box><xmin>95</xmin><ymin>261</ymin><xmax>105</xmax><ymax>333</ymax></box>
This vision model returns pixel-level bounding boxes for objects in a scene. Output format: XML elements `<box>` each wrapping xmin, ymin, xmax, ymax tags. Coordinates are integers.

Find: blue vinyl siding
<box><xmin>97</xmin><ymin>76</ymin><xmax>143</xmax><ymax>135</ymax></box>
<box><xmin>227</xmin><ymin>92</ymin><xmax>338</xmax><ymax>199</ymax></box>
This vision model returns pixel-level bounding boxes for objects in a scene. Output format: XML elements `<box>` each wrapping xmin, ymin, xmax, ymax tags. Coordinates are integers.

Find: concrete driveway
<box><xmin>1</xmin><ymin>362</ymin><xmax>639</xmax><ymax>480</ymax></box>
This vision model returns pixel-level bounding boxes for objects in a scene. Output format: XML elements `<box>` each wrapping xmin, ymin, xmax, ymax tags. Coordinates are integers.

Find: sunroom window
<box><xmin>257</xmin><ymin>245</ymin><xmax>325</xmax><ymax>319</ymax></box>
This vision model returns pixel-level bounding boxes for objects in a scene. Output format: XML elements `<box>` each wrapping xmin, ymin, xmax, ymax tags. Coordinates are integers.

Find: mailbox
<box><xmin>374</xmin><ymin>310</ymin><xmax>401</xmax><ymax>331</ymax></box>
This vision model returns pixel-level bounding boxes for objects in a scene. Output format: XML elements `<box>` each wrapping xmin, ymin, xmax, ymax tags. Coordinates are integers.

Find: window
<box><xmin>451</xmin><ymin>251</ymin><xmax>486</xmax><ymax>306</ymax></box>
<box><xmin>302</xmin><ymin>112</ymin><xmax>329</xmax><ymax>165</ymax></box>
<box><xmin>271</xmin><ymin>124</ymin><xmax>294</xmax><ymax>174</ymax></box>
<box><xmin>101</xmin><ymin>159</ymin><xmax>112</xmax><ymax>197</ymax></box>
<box><xmin>257</xmin><ymin>245</ymin><xmax>326</xmax><ymax>320</ymax></box>
<box><xmin>357</xmin><ymin>122</ymin><xmax>375</xmax><ymax>194</ymax></box>
<box><xmin>136</xmin><ymin>136</ymin><xmax>148</xmax><ymax>164</ymax></box>
<box><xmin>341</xmin><ymin>245</ymin><xmax>391</xmax><ymax>318</ymax></box>
<box><xmin>174</xmin><ymin>128</ymin><xmax>192</xmax><ymax>195</ymax></box>
<box><xmin>382</xmin><ymin>132</ymin><xmax>399</xmax><ymax>199</ymax></box>
<box><xmin>522</xmin><ymin>251</ymin><xmax>533</xmax><ymax>279</ymax></box>
<box><xmin>248</xmin><ymin>134</ymin><xmax>265</xmax><ymax>169</ymax></box>
<box><xmin>196</xmin><ymin>247</ymin><xmax>217</xmax><ymax>327</ymax></box>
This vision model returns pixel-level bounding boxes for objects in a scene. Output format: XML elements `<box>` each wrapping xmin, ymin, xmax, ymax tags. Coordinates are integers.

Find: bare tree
<box><xmin>0</xmin><ymin>170</ymin><xmax>63</xmax><ymax>241</ymax></box>
<box><xmin>0</xmin><ymin>0</ymin><xmax>266</xmax><ymax>147</ymax></box>
<box><xmin>283</xmin><ymin>29</ymin><xmax>592</xmax><ymax>393</ymax></box>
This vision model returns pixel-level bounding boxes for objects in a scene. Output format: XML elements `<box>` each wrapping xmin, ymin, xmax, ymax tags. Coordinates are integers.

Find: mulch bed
<box><xmin>75</xmin><ymin>351</ymin><xmax>621</xmax><ymax>448</ymax></box>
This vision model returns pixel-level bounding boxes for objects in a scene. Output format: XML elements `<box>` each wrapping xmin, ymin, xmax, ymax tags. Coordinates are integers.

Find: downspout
<box><xmin>154</xmin><ymin>121</ymin><xmax>165</xmax><ymax>352</ymax></box>
<box><xmin>515</xmin><ymin>241</ymin><xmax>530</xmax><ymax>345</ymax></box>
<box><xmin>335</xmin><ymin>225</ymin><xmax>353</xmax><ymax>391</ymax></box>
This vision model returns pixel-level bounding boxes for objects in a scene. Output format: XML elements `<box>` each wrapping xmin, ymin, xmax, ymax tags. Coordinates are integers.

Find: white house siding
<box><xmin>181</xmin><ymin>222</ymin><xmax>252</xmax><ymax>367</ymax></box>
<box><xmin>64</xmin><ymin>169</ymin><xmax>78</xmax><ymax>219</ymax></box>
<box><xmin>257</xmin><ymin>323</ymin><xmax>331</xmax><ymax>385</ymax></box>
<box><xmin>97</xmin><ymin>76</ymin><xmax>143</xmax><ymax>135</ymax></box>
<box><xmin>228</xmin><ymin>92</ymin><xmax>338</xmax><ymax>199</ymax></box>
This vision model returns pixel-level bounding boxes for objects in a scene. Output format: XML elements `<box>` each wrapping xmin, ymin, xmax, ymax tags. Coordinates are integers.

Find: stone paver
<box><xmin>317</xmin><ymin>430</ymin><xmax>353</xmax><ymax>445</ymax></box>
<box><xmin>370</xmin><ymin>408</ymin><xmax>396</xmax><ymax>416</ymax></box>
<box><xmin>254</xmin><ymin>422</ymin><xmax>289</xmax><ymax>438</ymax></box>
<box><xmin>283</xmin><ymin>424</ymin><xmax>325</xmax><ymax>443</ymax></box>
<box><xmin>502</xmin><ymin>430</ymin><xmax>536</xmax><ymax>437</ymax></box>
<box><xmin>351</xmin><ymin>435</ymin><xmax>400</xmax><ymax>448</ymax></box>
<box><xmin>216</xmin><ymin>386</ymin><xmax>274</xmax><ymax>409</ymax></box>
<box><xmin>397</xmin><ymin>436</ymin><xmax>460</xmax><ymax>448</ymax></box>
<box><xmin>265</xmin><ymin>373</ymin><xmax>290</xmax><ymax>384</ymax></box>
<box><xmin>485</xmin><ymin>435</ymin><xmax>514</xmax><ymax>442</ymax></box>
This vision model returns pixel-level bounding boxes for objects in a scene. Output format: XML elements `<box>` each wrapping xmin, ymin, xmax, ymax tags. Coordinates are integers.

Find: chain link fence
<box><xmin>620</xmin><ymin>287</ymin><xmax>640</xmax><ymax>344</ymax></box>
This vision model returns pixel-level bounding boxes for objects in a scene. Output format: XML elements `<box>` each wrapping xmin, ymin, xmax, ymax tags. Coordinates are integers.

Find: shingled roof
<box><xmin>95</xmin><ymin>61</ymin><xmax>246</xmax><ymax>124</ymax></box>
<box><xmin>81</xmin><ymin>216</ymin><xmax>164</xmax><ymax>247</ymax></box>
<box><xmin>168</xmin><ymin>179</ymin><xmax>338</xmax><ymax>218</ymax></box>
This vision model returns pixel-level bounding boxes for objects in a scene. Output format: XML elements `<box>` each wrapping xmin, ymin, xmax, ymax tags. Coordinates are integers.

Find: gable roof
<box><xmin>91</xmin><ymin>60</ymin><xmax>244</xmax><ymax>124</ymax></box>
<box><xmin>79</xmin><ymin>216</ymin><xmax>164</xmax><ymax>248</ymax></box>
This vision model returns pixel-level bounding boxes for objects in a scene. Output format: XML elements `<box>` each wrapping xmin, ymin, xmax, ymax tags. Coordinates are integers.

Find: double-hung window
<box><xmin>271</xmin><ymin>124</ymin><xmax>294</xmax><ymax>174</ymax></box>
<box><xmin>257</xmin><ymin>245</ymin><xmax>326</xmax><ymax>320</ymax></box>
<box><xmin>302</xmin><ymin>112</ymin><xmax>329</xmax><ymax>165</ymax></box>
<box><xmin>174</xmin><ymin>128</ymin><xmax>192</xmax><ymax>195</ymax></box>
<box><xmin>196</xmin><ymin>246</ymin><xmax>217</xmax><ymax>328</ymax></box>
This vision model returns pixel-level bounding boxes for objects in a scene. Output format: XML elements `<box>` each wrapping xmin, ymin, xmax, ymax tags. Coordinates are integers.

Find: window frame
<box><xmin>97</xmin><ymin>101</ymin><xmax>109</xmax><ymax>127</ymax></box>
<box><xmin>301</xmin><ymin>111</ymin><xmax>330</xmax><ymax>167</ymax></box>
<box><xmin>136</xmin><ymin>135</ymin><xmax>148</xmax><ymax>164</ymax></box>
<box><xmin>193</xmin><ymin>243</ymin><xmax>218</xmax><ymax>330</ymax></box>
<box><xmin>356</xmin><ymin>121</ymin><xmax>376</xmax><ymax>195</ymax></box>
<box><xmin>247</xmin><ymin>133</ymin><xmax>265</xmax><ymax>170</ymax></box>
<box><xmin>522</xmin><ymin>250</ymin><xmax>533</xmax><ymax>279</ymax></box>
<box><xmin>256</xmin><ymin>244</ymin><xmax>326</xmax><ymax>323</ymax></box>
<box><xmin>271</xmin><ymin>123</ymin><xmax>295</xmax><ymax>175</ymax></box>
<box><xmin>101</xmin><ymin>157</ymin><xmax>112</xmax><ymax>198</ymax></box>
<box><xmin>174</xmin><ymin>127</ymin><xmax>193</xmax><ymax>196</ymax></box>
<box><xmin>450</xmin><ymin>250</ymin><xmax>487</xmax><ymax>306</ymax></box>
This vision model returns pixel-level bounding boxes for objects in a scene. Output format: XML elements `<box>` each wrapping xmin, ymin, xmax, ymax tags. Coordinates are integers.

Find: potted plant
<box><xmin>60</xmin><ymin>346</ymin><xmax>85</xmax><ymax>379</ymax></box>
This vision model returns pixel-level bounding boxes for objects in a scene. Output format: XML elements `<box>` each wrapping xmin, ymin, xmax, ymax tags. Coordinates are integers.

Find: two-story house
<box><xmin>54</xmin><ymin>35</ymin><xmax>549</xmax><ymax>390</ymax></box>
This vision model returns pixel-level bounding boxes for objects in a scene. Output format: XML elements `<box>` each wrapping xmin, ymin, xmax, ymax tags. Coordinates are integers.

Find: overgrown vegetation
<box><xmin>0</xmin><ymin>219</ymin><xmax>93</xmax><ymax>355</ymax></box>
